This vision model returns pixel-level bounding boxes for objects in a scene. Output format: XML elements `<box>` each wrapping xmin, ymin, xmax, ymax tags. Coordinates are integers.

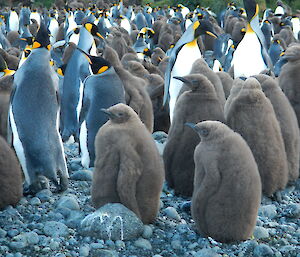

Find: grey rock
<box><xmin>280</xmin><ymin>245</ymin><xmax>297</xmax><ymax>256</ymax></box>
<box><xmin>284</xmin><ymin>204</ymin><xmax>300</xmax><ymax>219</ymax></box>
<box><xmin>90</xmin><ymin>242</ymin><xmax>105</xmax><ymax>249</ymax></box>
<box><xmin>7</xmin><ymin>229</ymin><xmax>19</xmax><ymax>238</ymax></box>
<box><xmin>30</xmin><ymin>197</ymin><xmax>41</xmax><ymax>206</ymax></box>
<box><xmin>54</xmin><ymin>254</ymin><xmax>66</xmax><ymax>257</ymax></box>
<box><xmin>195</xmin><ymin>249</ymin><xmax>221</xmax><ymax>257</ymax></box>
<box><xmin>49</xmin><ymin>240</ymin><xmax>60</xmax><ymax>250</ymax></box>
<box><xmin>115</xmin><ymin>240</ymin><xmax>125</xmax><ymax>250</ymax></box>
<box><xmin>259</xmin><ymin>205</ymin><xmax>277</xmax><ymax>219</ymax></box>
<box><xmin>9</xmin><ymin>241</ymin><xmax>27</xmax><ymax>250</ymax></box>
<box><xmin>171</xmin><ymin>240</ymin><xmax>182</xmax><ymax>250</ymax></box>
<box><xmin>253</xmin><ymin>244</ymin><xmax>274</xmax><ymax>257</ymax></box>
<box><xmin>134</xmin><ymin>238</ymin><xmax>152</xmax><ymax>250</ymax></box>
<box><xmin>142</xmin><ymin>225</ymin><xmax>153</xmax><ymax>239</ymax></box>
<box><xmin>253</xmin><ymin>226</ymin><xmax>269</xmax><ymax>239</ymax></box>
<box><xmin>0</xmin><ymin>228</ymin><xmax>7</xmax><ymax>238</ymax></box>
<box><xmin>36</xmin><ymin>189</ymin><xmax>53</xmax><ymax>201</ymax></box>
<box><xmin>43</xmin><ymin>221</ymin><xmax>69</xmax><ymax>237</ymax></box>
<box><xmin>65</xmin><ymin>210</ymin><xmax>85</xmax><ymax>228</ymax></box>
<box><xmin>56</xmin><ymin>195</ymin><xmax>80</xmax><ymax>211</ymax></box>
<box><xmin>80</xmin><ymin>203</ymin><xmax>143</xmax><ymax>240</ymax></box>
<box><xmin>163</xmin><ymin>207</ymin><xmax>181</xmax><ymax>221</ymax></box>
<box><xmin>70</xmin><ymin>170</ymin><xmax>93</xmax><ymax>181</ymax></box>
<box><xmin>90</xmin><ymin>249</ymin><xmax>118</xmax><ymax>257</ymax></box>
<box><xmin>79</xmin><ymin>245</ymin><xmax>90</xmax><ymax>257</ymax></box>
<box><xmin>25</xmin><ymin>232</ymin><xmax>39</xmax><ymax>245</ymax></box>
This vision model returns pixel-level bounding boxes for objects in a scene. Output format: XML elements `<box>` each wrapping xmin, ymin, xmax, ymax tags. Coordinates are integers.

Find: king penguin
<box><xmin>8</xmin><ymin>22</ymin><xmax>69</xmax><ymax>194</ymax></box>
<box><xmin>77</xmin><ymin>49</ymin><xmax>126</xmax><ymax>168</ymax></box>
<box><xmin>232</xmin><ymin>0</ymin><xmax>272</xmax><ymax>78</ymax></box>
<box><xmin>61</xmin><ymin>23</ymin><xmax>104</xmax><ymax>142</ymax></box>
<box><xmin>163</xmin><ymin>19</ymin><xmax>217</xmax><ymax>122</ymax></box>
<box><xmin>8</xmin><ymin>8</ymin><xmax>19</xmax><ymax>32</ymax></box>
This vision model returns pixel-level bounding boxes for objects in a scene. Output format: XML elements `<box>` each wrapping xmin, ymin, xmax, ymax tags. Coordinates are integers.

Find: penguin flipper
<box><xmin>117</xmin><ymin>148</ymin><xmax>142</xmax><ymax>219</ymax></box>
<box><xmin>79</xmin><ymin>93</ymin><xmax>90</xmax><ymax>125</ymax></box>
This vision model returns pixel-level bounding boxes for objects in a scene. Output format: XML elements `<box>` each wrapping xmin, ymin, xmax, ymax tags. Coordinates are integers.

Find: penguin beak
<box><xmin>4</xmin><ymin>69</ymin><xmax>15</xmax><ymax>75</ymax></box>
<box><xmin>185</xmin><ymin>122</ymin><xmax>200</xmax><ymax>133</ymax></box>
<box><xmin>100</xmin><ymin>108</ymin><xmax>117</xmax><ymax>119</ymax></box>
<box><xmin>205</xmin><ymin>31</ymin><xmax>217</xmax><ymax>38</ymax></box>
<box><xmin>173</xmin><ymin>76</ymin><xmax>190</xmax><ymax>84</ymax></box>
<box><xmin>96</xmin><ymin>32</ymin><xmax>104</xmax><ymax>39</ymax></box>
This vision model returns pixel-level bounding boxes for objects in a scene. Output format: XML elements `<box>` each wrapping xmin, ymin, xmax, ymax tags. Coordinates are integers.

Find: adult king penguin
<box><xmin>232</xmin><ymin>0</ymin><xmax>272</xmax><ymax>78</ymax></box>
<box><xmin>8</xmin><ymin>22</ymin><xmax>69</xmax><ymax>194</ymax></box>
<box><xmin>163</xmin><ymin>19</ymin><xmax>217</xmax><ymax>122</ymax></box>
<box><xmin>60</xmin><ymin>23</ymin><xmax>104</xmax><ymax>142</ymax></box>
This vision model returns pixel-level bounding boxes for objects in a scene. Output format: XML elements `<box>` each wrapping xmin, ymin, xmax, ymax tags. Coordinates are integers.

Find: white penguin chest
<box><xmin>232</xmin><ymin>32</ymin><xmax>266</xmax><ymax>78</ymax></box>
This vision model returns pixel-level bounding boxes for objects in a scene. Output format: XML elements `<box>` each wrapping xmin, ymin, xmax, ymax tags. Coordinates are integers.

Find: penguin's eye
<box><xmin>118</xmin><ymin>112</ymin><xmax>124</xmax><ymax>117</ymax></box>
<box><xmin>199</xmin><ymin>128</ymin><xmax>209</xmax><ymax>137</ymax></box>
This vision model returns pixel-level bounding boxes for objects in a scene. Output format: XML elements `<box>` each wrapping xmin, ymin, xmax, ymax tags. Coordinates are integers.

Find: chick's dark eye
<box><xmin>118</xmin><ymin>112</ymin><xmax>124</xmax><ymax>116</ymax></box>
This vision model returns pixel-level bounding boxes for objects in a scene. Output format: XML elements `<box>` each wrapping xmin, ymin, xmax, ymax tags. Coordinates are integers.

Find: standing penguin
<box><xmin>163</xmin><ymin>74</ymin><xmax>225</xmax><ymax>197</ymax></box>
<box><xmin>226</xmin><ymin>78</ymin><xmax>288</xmax><ymax>196</ymax></box>
<box><xmin>60</xmin><ymin>23</ymin><xmax>104</xmax><ymax>142</ymax></box>
<box><xmin>188</xmin><ymin>121</ymin><xmax>261</xmax><ymax>243</ymax></box>
<box><xmin>78</xmin><ymin>52</ymin><xmax>126</xmax><ymax>168</ymax></box>
<box><xmin>8</xmin><ymin>8</ymin><xmax>19</xmax><ymax>32</ymax></box>
<box><xmin>163</xmin><ymin>19</ymin><xmax>217</xmax><ymax>122</ymax></box>
<box><xmin>8</xmin><ymin>23</ymin><xmax>69</xmax><ymax>194</ymax></box>
<box><xmin>92</xmin><ymin>104</ymin><xmax>165</xmax><ymax>224</ymax></box>
<box><xmin>254</xmin><ymin>74</ymin><xmax>300</xmax><ymax>182</ymax></box>
<box><xmin>232</xmin><ymin>0</ymin><xmax>272</xmax><ymax>78</ymax></box>
<box><xmin>0</xmin><ymin>136</ymin><xmax>23</xmax><ymax>210</ymax></box>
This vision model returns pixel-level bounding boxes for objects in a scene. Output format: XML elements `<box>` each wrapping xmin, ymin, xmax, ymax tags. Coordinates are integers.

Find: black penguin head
<box><xmin>57</xmin><ymin>64</ymin><xmax>67</xmax><ymax>76</ymax></box>
<box><xmin>32</xmin><ymin>22</ymin><xmax>51</xmax><ymax>50</ymax></box>
<box><xmin>243</xmin><ymin>0</ymin><xmax>259</xmax><ymax>22</ymax></box>
<box><xmin>101</xmin><ymin>104</ymin><xmax>131</xmax><ymax>124</ymax></box>
<box><xmin>0</xmin><ymin>55</ymin><xmax>15</xmax><ymax>77</ymax></box>
<box><xmin>194</xmin><ymin>20</ymin><xmax>217</xmax><ymax>39</ymax></box>
<box><xmin>84</xmin><ymin>22</ymin><xmax>104</xmax><ymax>39</ymax></box>
<box><xmin>143</xmin><ymin>48</ymin><xmax>152</xmax><ymax>57</ymax></box>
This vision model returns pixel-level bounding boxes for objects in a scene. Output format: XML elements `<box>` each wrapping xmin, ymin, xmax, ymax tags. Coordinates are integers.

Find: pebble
<box><xmin>134</xmin><ymin>238</ymin><xmax>152</xmax><ymax>250</ymax></box>
<box><xmin>115</xmin><ymin>240</ymin><xmax>125</xmax><ymax>250</ymax></box>
<box><xmin>56</xmin><ymin>195</ymin><xmax>80</xmax><ymax>210</ymax></box>
<box><xmin>36</xmin><ymin>189</ymin><xmax>53</xmax><ymax>201</ymax></box>
<box><xmin>79</xmin><ymin>245</ymin><xmax>90</xmax><ymax>257</ymax></box>
<box><xmin>164</xmin><ymin>207</ymin><xmax>181</xmax><ymax>221</ymax></box>
<box><xmin>70</xmin><ymin>170</ymin><xmax>93</xmax><ymax>181</ymax></box>
<box><xmin>0</xmin><ymin>228</ymin><xmax>7</xmax><ymax>238</ymax></box>
<box><xmin>171</xmin><ymin>240</ymin><xmax>182</xmax><ymax>250</ymax></box>
<box><xmin>253</xmin><ymin>226</ymin><xmax>269</xmax><ymax>239</ymax></box>
<box><xmin>259</xmin><ymin>205</ymin><xmax>277</xmax><ymax>219</ymax></box>
<box><xmin>29</xmin><ymin>197</ymin><xmax>41</xmax><ymax>205</ymax></box>
<box><xmin>195</xmin><ymin>248</ymin><xmax>220</xmax><ymax>257</ymax></box>
<box><xmin>253</xmin><ymin>244</ymin><xmax>274</xmax><ymax>257</ymax></box>
<box><xmin>142</xmin><ymin>225</ymin><xmax>153</xmax><ymax>239</ymax></box>
<box><xmin>284</xmin><ymin>204</ymin><xmax>300</xmax><ymax>218</ymax></box>
<box><xmin>7</xmin><ymin>229</ymin><xmax>19</xmax><ymax>238</ymax></box>
<box><xmin>43</xmin><ymin>221</ymin><xmax>69</xmax><ymax>237</ymax></box>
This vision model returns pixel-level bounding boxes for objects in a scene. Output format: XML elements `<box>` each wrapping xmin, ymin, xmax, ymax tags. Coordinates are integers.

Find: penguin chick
<box><xmin>189</xmin><ymin>121</ymin><xmax>261</xmax><ymax>243</ymax></box>
<box><xmin>163</xmin><ymin>74</ymin><xmax>225</xmax><ymax>197</ymax></box>
<box><xmin>0</xmin><ymin>136</ymin><xmax>23</xmax><ymax>210</ymax></box>
<box><xmin>92</xmin><ymin>103</ymin><xmax>165</xmax><ymax>224</ymax></box>
<box><xmin>226</xmin><ymin>77</ymin><xmax>288</xmax><ymax>196</ymax></box>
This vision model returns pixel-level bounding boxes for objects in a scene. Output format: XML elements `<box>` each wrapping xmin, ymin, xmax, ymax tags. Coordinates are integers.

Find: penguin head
<box><xmin>194</xmin><ymin>20</ymin><xmax>217</xmax><ymax>39</ymax></box>
<box><xmin>32</xmin><ymin>22</ymin><xmax>51</xmax><ymax>50</ymax></box>
<box><xmin>101</xmin><ymin>104</ymin><xmax>132</xmax><ymax>124</ymax></box>
<box><xmin>57</xmin><ymin>64</ymin><xmax>67</xmax><ymax>76</ymax></box>
<box><xmin>143</xmin><ymin>48</ymin><xmax>152</xmax><ymax>58</ymax></box>
<box><xmin>84</xmin><ymin>22</ymin><xmax>104</xmax><ymax>39</ymax></box>
<box><xmin>243</xmin><ymin>0</ymin><xmax>259</xmax><ymax>23</ymax></box>
<box><xmin>0</xmin><ymin>55</ymin><xmax>15</xmax><ymax>77</ymax></box>
<box><xmin>173</xmin><ymin>74</ymin><xmax>215</xmax><ymax>93</ymax></box>
<box><xmin>185</xmin><ymin>121</ymin><xmax>226</xmax><ymax>141</ymax></box>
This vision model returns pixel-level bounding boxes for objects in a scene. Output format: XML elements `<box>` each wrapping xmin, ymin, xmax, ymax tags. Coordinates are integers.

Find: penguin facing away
<box><xmin>188</xmin><ymin>121</ymin><xmax>261</xmax><ymax>243</ymax></box>
<box><xmin>163</xmin><ymin>19</ymin><xmax>217</xmax><ymax>123</ymax></box>
<box><xmin>226</xmin><ymin>78</ymin><xmax>288</xmax><ymax>196</ymax></box>
<box><xmin>163</xmin><ymin>74</ymin><xmax>225</xmax><ymax>197</ymax></box>
<box><xmin>78</xmin><ymin>51</ymin><xmax>126</xmax><ymax>168</ymax></box>
<box><xmin>92</xmin><ymin>103</ymin><xmax>165</xmax><ymax>224</ymax></box>
<box><xmin>8</xmin><ymin>23</ymin><xmax>69</xmax><ymax>194</ymax></box>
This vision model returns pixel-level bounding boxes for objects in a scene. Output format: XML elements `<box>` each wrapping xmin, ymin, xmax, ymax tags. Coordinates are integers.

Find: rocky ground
<box><xmin>0</xmin><ymin>139</ymin><xmax>300</xmax><ymax>257</ymax></box>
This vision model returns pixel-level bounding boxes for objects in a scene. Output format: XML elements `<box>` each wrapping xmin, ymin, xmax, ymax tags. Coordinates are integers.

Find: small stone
<box><xmin>115</xmin><ymin>240</ymin><xmax>125</xmax><ymax>250</ymax></box>
<box><xmin>79</xmin><ymin>245</ymin><xmax>90</xmax><ymax>257</ymax></box>
<box><xmin>280</xmin><ymin>245</ymin><xmax>297</xmax><ymax>256</ymax></box>
<box><xmin>105</xmin><ymin>239</ymin><xmax>115</xmax><ymax>249</ymax></box>
<box><xmin>171</xmin><ymin>240</ymin><xmax>182</xmax><ymax>250</ymax></box>
<box><xmin>163</xmin><ymin>207</ymin><xmax>181</xmax><ymax>221</ymax></box>
<box><xmin>142</xmin><ymin>225</ymin><xmax>153</xmax><ymax>239</ymax></box>
<box><xmin>253</xmin><ymin>227</ymin><xmax>269</xmax><ymax>239</ymax></box>
<box><xmin>30</xmin><ymin>197</ymin><xmax>41</xmax><ymax>205</ymax></box>
<box><xmin>54</xmin><ymin>254</ymin><xmax>66</xmax><ymax>257</ymax></box>
<box><xmin>70</xmin><ymin>170</ymin><xmax>93</xmax><ymax>181</ymax></box>
<box><xmin>195</xmin><ymin>249</ymin><xmax>220</xmax><ymax>257</ymax></box>
<box><xmin>0</xmin><ymin>228</ymin><xmax>7</xmax><ymax>238</ymax></box>
<box><xmin>258</xmin><ymin>205</ymin><xmax>277</xmax><ymax>219</ymax></box>
<box><xmin>49</xmin><ymin>240</ymin><xmax>60</xmax><ymax>250</ymax></box>
<box><xmin>253</xmin><ymin>244</ymin><xmax>274</xmax><ymax>257</ymax></box>
<box><xmin>7</xmin><ymin>229</ymin><xmax>19</xmax><ymax>238</ymax></box>
<box><xmin>56</xmin><ymin>195</ymin><xmax>80</xmax><ymax>210</ymax></box>
<box><xmin>25</xmin><ymin>232</ymin><xmax>39</xmax><ymax>245</ymax></box>
<box><xmin>36</xmin><ymin>189</ymin><xmax>53</xmax><ymax>201</ymax></box>
<box><xmin>188</xmin><ymin>242</ymin><xmax>198</xmax><ymax>249</ymax></box>
<box><xmin>9</xmin><ymin>242</ymin><xmax>27</xmax><ymax>250</ymax></box>
<box><xmin>134</xmin><ymin>238</ymin><xmax>152</xmax><ymax>250</ymax></box>
<box><xmin>90</xmin><ymin>249</ymin><xmax>118</xmax><ymax>257</ymax></box>
<box><xmin>90</xmin><ymin>243</ymin><xmax>105</xmax><ymax>249</ymax></box>
<box><xmin>65</xmin><ymin>210</ymin><xmax>85</xmax><ymax>228</ymax></box>
<box><xmin>43</xmin><ymin>221</ymin><xmax>69</xmax><ymax>237</ymax></box>
<box><xmin>284</xmin><ymin>204</ymin><xmax>300</xmax><ymax>219</ymax></box>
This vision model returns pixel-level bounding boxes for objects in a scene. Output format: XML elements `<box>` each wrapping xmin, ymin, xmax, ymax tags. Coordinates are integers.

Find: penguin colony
<box><xmin>0</xmin><ymin>0</ymin><xmax>299</xmax><ymax>244</ymax></box>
